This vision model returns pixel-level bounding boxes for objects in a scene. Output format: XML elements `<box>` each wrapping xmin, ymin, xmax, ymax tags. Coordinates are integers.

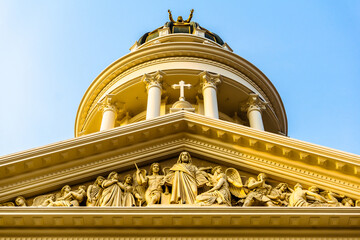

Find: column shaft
<box><xmin>203</xmin><ymin>86</ymin><xmax>219</xmax><ymax>119</ymax></box>
<box><xmin>146</xmin><ymin>85</ymin><xmax>162</xmax><ymax>119</ymax></box>
<box><xmin>200</xmin><ymin>71</ymin><xmax>221</xmax><ymax>119</ymax></box>
<box><xmin>248</xmin><ymin>107</ymin><xmax>264</xmax><ymax>131</ymax></box>
<box><xmin>142</xmin><ymin>71</ymin><xmax>164</xmax><ymax>120</ymax></box>
<box><xmin>244</xmin><ymin>94</ymin><xmax>267</xmax><ymax>131</ymax></box>
<box><xmin>100</xmin><ymin>107</ymin><xmax>117</xmax><ymax>131</ymax></box>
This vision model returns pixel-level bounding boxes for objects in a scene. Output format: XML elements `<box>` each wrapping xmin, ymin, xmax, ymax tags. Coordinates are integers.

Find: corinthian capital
<box><xmin>200</xmin><ymin>71</ymin><xmax>222</xmax><ymax>89</ymax></box>
<box><xmin>142</xmin><ymin>70</ymin><xmax>165</xmax><ymax>91</ymax></box>
<box><xmin>242</xmin><ymin>93</ymin><xmax>267</xmax><ymax>112</ymax></box>
<box><xmin>97</xmin><ymin>94</ymin><xmax>118</xmax><ymax>113</ymax></box>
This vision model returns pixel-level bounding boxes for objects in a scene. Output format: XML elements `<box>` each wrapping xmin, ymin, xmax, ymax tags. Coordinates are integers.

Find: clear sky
<box><xmin>0</xmin><ymin>0</ymin><xmax>359</xmax><ymax>156</ymax></box>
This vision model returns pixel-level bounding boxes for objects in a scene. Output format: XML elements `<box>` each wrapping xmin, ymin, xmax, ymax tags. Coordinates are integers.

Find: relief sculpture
<box><xmin>3</xmin><ymin>151</ymin><xmax>359</xmax><ymax>208</ymax></box>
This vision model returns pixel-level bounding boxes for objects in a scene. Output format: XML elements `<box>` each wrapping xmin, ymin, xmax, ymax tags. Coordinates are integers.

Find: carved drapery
<box><xmin>2</xmin><ymin>151</ymin><xmax>358</xmax><ymax>208</ymax></box>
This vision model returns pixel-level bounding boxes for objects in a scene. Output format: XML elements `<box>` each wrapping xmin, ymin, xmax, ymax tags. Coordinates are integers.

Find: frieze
<box><xmin>2</xmin><ymin>152</ymin><xmax>359</xmax><ymax>208</ymax></box>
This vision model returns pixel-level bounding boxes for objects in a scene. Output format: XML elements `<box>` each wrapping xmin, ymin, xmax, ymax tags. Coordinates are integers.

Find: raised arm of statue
<box><xmin>136</xmin><ymin>169</ymin><xmax>147</xmax><ymax>185</ymax></box>
<box><xmin>185</xmin><ymin>9</ymin><xmax>194</xmax><ymax>23</ymax></box>
<box><xmin>168</xmin><ymin>9</ymin><xmax>175</xmax><ymax>23</ymax></box>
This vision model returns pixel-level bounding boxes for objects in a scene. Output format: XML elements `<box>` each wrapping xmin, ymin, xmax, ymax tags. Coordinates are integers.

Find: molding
<box><xmin>0</xmin><ymin>207</ymin><xmax>359</xmax><ymax>229</ymax></box>
<box><xmin>75</xmin><ymin>36</ymin><xmax>288</xmax><ymax>136</ymax></box>
<box><xmin>1</xmin><ymin>112</ymin><xmax>359</xmax><ymax>202</ymax></box>
<box><xmin>81</xmin><ymin>57</ymin><xmax>273</xmax><ymax>135</ymax></box>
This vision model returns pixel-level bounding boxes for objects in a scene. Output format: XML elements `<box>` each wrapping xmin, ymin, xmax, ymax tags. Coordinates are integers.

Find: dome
<box><xmin>75</xmin><ymin>10</ymin><xmax>288</xmax><ymax>138</ymax></box>
<box><xmin>137</xmin><ymin>10</ymin><xmax>224</xmax><ymax>46</ymax></box>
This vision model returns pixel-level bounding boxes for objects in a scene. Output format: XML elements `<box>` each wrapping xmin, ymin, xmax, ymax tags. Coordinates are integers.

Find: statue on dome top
<box><xmin>168</xmin><ymin>9</ymin><xmax>194</xmax><ymax>24</ymax></box>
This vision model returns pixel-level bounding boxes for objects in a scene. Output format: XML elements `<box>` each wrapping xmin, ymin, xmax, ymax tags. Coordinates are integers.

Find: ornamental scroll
<box><xmin>2</xmin><ymin>151</ymin><xmax>359</xmax><ymax>208</ymax></box>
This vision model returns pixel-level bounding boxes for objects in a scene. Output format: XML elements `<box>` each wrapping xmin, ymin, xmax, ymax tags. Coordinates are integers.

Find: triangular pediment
<box><xmin>1</xmin><ymin>111</ymin><xmax>359</xmax><ymax>206</ymax></box>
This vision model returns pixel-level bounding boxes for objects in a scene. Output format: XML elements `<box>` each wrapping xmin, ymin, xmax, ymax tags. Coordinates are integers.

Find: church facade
<box><xmin>0</xmin><ymin>10</ymin><xmax>360</xmax><ymax>239</ymax></box>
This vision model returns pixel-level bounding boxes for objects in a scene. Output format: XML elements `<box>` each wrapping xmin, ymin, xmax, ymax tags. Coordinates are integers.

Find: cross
<box><xmin>172</xmin><ymin>80</ymin><xmax>192</xmax><ymax>101</ymax></box>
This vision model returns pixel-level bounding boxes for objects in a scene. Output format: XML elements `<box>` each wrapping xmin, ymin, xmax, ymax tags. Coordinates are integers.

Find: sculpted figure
<box><xmin>47</xmin><ymin>185</ymin><xmax>86</xmax><ymax>207</ymax></box>
<box><xmin>321</xmin><ymin>190</ymin><xmax>344</xmax><ymax>207</ymax></box>
<box><xmin>136</xmin><ymin>162</ymin><xmax>165</xmax><ymax>206</ymax></box>
<box><xmin>168</xmin><ymin>9</ymin><xmax>194</xmax><ymax>23</ymax></box>
<box><xmin>0</xmin><ymin>202</ymin><xmax>15</xmax><ymax>207</ymax></box>
<box><xmin>196</xmin><ymin>166</ymin><xmax>231</xmax><ymax>206</ymax></box>
<box><xmin>15</xmin><ymin>196</ymin><xmax>27</xmax><ymax>207</ymax></box>
<box><xmin>242</xmin><ymin>173</ymin><xmax>274</xmax><ymax>207</ymax></box>
<box><xmin>288</xmin><ymin>183</ymin><xmax>329</xmax><ymax>207</ymax></box>
<box><xmin>87</xmin><ymin>176</ymin><xmax>105</xmax><ymax>207</ymax></box>
<box><xmin>165</xmin><ymin>151</ymin><xmax>209</xmax><ymax>204</ymax></box>
<box><xmin>98</xmin><ymin>172</ymin><xmax>123</xmax><ymax>207</ymax></box>
<box><xmin>267</xmin><ymin>183</ymin><xmax>291</xmax><ymax>206</ymax></box>
<box><xmin>121</xmin><ymin>174</ymin><xmax>140</xmax><ymax>207</ymax></box>
<box><xmin>341</xmin><ymin>197</ymin><xmax>355</xmax><ymax>207</ymax></box>
<box><xmin>226</xmin><ymin>168</ymin><xmax>248</xmax><ymax>201</ymax></box>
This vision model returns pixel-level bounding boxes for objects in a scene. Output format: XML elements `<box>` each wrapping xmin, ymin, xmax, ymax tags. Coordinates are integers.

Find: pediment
<box><xmin>0</xmin><ymin>111</ymin><xmax>360</xmax><ymax>206</ymax></box>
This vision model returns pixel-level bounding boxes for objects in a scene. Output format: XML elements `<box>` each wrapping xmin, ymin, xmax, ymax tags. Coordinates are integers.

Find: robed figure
<box><xmin>165</xmin><ymin>151</ymin><xmax>208</xmax><ymax>204</ymax></box>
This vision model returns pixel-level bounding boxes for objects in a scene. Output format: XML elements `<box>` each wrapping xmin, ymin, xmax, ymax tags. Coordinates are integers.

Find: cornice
<box><xmin>0</xmin><ymin>207</ymin><xmax>359</xmax><ymax>229</ymax></box>
<box><xmin>0</xmin><ymin>112</ymin><xmax>359</xmax><ymax>202</ymax></box>
<box><xmin>75</xmin><ymin>36</ymin><xmax>287</xmax><ymax>136</ymax></box>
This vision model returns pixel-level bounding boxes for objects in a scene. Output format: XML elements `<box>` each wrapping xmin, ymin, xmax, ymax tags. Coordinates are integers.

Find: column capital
<box><xmin>200</xmin><ymin>71</ymin><xmax>222</xmax><ymax>90</ymax></box>
<box><xmin>97</xmin><ymin>94</ymin><xmax>118</xmax><ymax>113</ymax></box>
<box><xmin>142</xmin><ymin>70</ymin><xmax>165</xmax><ymax>91</ymax></box>
<box><xmin>242</xmin><ymin>93</ymin><xmax>267</xmax><ymax>113</ymax></box>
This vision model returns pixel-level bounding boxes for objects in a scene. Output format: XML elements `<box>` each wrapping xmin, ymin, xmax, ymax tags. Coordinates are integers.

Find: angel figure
<box><xmin>87</xmin><ymin>176</ymin><xmax>105</xmax><ymax>207</ymax></box>
<box><xmin>288</xmin><ymin>183</ymin><xmax>330</xmax><ymax>207</ymax></box>
<box><xmin>121</xmin><ymin>174</ymin><xmax>142</xmax><ymax>207</ymax></box>
<box><xmin>267</xmin><ymin>183</ymin><xmax>292</xmax><ymax>206</ymax></box>
<box><xmin>225</xmin><ymin>168</ymin><xmax>248</xmax><ymax>201</ymax></box>
<box><xmin>196</xmin><ymin>166</ymin><xmax>231</xmax><ymax>206</ymax></box>
<box><xmin>98</xmin><ymin>172</ymin><xmax>123</xmax><ymax>207</ymax></box>
<box><xmin>136</xmin><ymin>162</ymin><xmax>165</xmax><ymax>206</ymax></box>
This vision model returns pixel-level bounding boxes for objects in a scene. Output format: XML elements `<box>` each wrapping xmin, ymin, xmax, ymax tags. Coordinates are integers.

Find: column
<box><xmin>200</xmin><ymin>71</ymin><xmax>221</xmax><ymax>119</ymax></box>
<box><xmin>142</xmin><ymin>71</ymin><xmax>164</xmax><ymax>120</ymax></box>
<box><xmin>244</xmin><ymin>94</ymin><xmax>267</xmax><ymax>131</ymax></box>
<box><xmin>99</xmin><ymin>95</ymin><xmax>117</xmax><ymax>131</ymax></box>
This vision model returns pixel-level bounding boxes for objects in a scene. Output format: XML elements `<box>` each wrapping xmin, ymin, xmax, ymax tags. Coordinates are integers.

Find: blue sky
<box><xmin>0</xmin><ymin>0</ymin><xmax>359</xmax><ymax>156</ymax></box>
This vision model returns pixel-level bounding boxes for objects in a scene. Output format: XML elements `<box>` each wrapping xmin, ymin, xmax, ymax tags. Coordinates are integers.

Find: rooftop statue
<box><xmin>168</xmin><ymin>9</ymin><xmax>194</xmax><ymax>24</ymax></box>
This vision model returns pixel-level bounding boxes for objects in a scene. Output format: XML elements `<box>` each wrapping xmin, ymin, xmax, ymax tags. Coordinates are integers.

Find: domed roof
<box><xmin>137</xmin><ymin>10</ymin><xmax>225</xmax><ymax>46</ymax></box>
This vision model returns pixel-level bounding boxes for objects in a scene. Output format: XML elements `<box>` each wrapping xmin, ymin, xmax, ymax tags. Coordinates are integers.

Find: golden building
<box><xmin>0</xmin><ymin>10</ymin><xmax>359</xmax><ymax>239</ymax></box>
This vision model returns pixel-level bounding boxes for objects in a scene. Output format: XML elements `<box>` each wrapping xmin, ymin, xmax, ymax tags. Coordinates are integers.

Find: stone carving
<box><xmin>98</xmin><ymin>172</ymin><xmax>123</xmax><ymax>207</ymax></box>
<box><xmin>196</xmin><ymin>166</ymin><xmax>231</xmax><ymax>206</ymax></box>
<box><xmin>15</xmin><ymin>196</ymin><xmax>27</xmax><ymax>207</ymax></box>
<box><xmin>2</xmin><ymin>152</ymin><xmax>359</xmax><ymax>207</ymax></box>
<box><xmin>136</xmin><ymin>162</ymin><xmax>165</xmax><ymax>206</ymax></box>
<box><xmin>242</xmin><ymin>173</ymin><xmax>275</xmax><ymax>207</ymax></box>
<box><xmin>47</xmin><ymin>185</ymin><xmax>86</xmax><ymax>207</ymax></box>
<box><xmin>288</xmin><ymin>183</ymin><xmax>330</xmax><ymax>207</ymax></box>
<box><xmin>164</xmin><ymin>151</ymin><xmax>209</xmax><ymax>204</ymax></box>
<box><xmin>86</xmin><ymin>176</ymin><xmax>105</xmax><ymax>206</ymax></box>
<box><xmin>121</xmin><ymin>174</ymin><xmax>138</xmax><ymax>207</ymax></box>
<box><xmin>267</xmin><ymin>183</ymin><xmax>291</xmax><ymax>206</ymax></box>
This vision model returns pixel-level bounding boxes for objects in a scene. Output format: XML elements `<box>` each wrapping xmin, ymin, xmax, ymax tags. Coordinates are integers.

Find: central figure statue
<box><xmin>165</xmin><ymin>151</ymin><xmax>208</xmax><ymax>204</ymax></box>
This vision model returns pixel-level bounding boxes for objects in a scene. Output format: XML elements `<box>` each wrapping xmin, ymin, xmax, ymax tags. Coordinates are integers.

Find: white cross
<box><xmin>172</xmin><ymin>80</ymin><xmax>192</xmax><ymax>101</ymax></box>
